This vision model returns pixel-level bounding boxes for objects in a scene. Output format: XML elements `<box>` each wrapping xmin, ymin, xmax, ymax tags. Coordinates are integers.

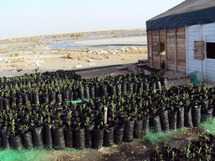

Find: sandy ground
<box><xmin>0</xmin><ymin>29</ymin><xmax>147</xmax><ymax>77</ymax></box>
<box><xmin>70</xmin><ymin>36</ymin><xmax>147</xmax><ymax>47</ymax></box>
<box><xmin>0</xmin><ymin>47</ymin><xmax>147</xmax><ymax>77</ymax></box>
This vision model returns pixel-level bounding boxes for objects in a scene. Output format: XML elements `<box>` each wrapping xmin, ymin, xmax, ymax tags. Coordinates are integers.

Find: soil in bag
<box><xmin>49</xmin><ymin>92</ymin><xmax>56</xmax><ymax>102</ymax></box>
<box><xmin>114</xmin><ymin>122</ymin><xmax>124</xmax><ymax>145</ymax></box>
<box><xmin>159</xmin><ymin>110</ymin><xmax>169</xmax><ymax>131</ymax></box>
<box><xmin>9</xmin><ymin>134</ymin><xmax>23</xmax><ymax>150</ymax></box>
<box><xmin>44</xmin><ymin>124</ymin><xmax>53</xmax><ymax>149</ymax></box>
<box><xmin>78</xmin><ymin>86</ymin><xmax>85</xmax><ymax>100</ymax></box>
<box><xmin>149</xmin><ymin>114</ymin><xmax>162</xmax><ymax>133</ymax></box>
<box><xmin>104</xmin><ymin>126</ymin><xmax>114</xmax><ymax>147</ymax></box>
<box><xmin>84</xmin><ymin>86</ymin><xmax>90</xmax><ymax>99</ymax></box>
<box><xmin>134</xmin><ymin>120</ymin><xmax>143</xmax><ymax>139</ymax></box>
<box><xmin>32</xmin><ymin>126</ymin><xmax>44</xmax><ymax>148</ymax></box>
<box><xmin>3</xmin><ymin>98</ymin><xmax>10</xmax><ymax>109</ymax></box>
<box><xmin>65</xmin><ymin>127</ymin><xmax>73</xmax><ymax>148</ymax></box>
<box><xmin>192</xmin><ymin>104</ymin><xmax>201</xmax><ymax>127</ymax></box>
<box><xmin>90</xmin><ymin>84</ymin><xmax>95</xmax><ymax>99</ymax></box>
<box><xmin>32</xmin><ymin>92</ymin><xmax>40</xmax><ymax>104</ymax></box>
<box><xmin>41</xmin><ymin>94</ymin><xmax>49</xmax><ymax>104</ymax></box>
<box><xmin>95</xmin><ymin>85</ymin><xmax>101</xmax><ymax>98</ymax></box>
<box><xmin>93</xmin><ymin>127</ymin><xmax>104</xmax><ymax>148</ymax></box>
<box><xmin>121</xmin><ymin>81</ymin><xmax>127</xmax><ymax>95</ymax></box>
<box><xmin>127</xmin><ymin>83</ymin><xmax>134</xmax><ymax>95</ymax></box>
<box><xmin>133</xmin><ymin>83</ymin><xmax>138</xmax><ymax>94</ymax></box>
<box><xmin>22</xmin><ymin>93</ymin><xmax>29</xmax><ymax>105</ymax></box>
<box><xmin>22</xmin><ymin>131</ymin><xmax>33</xmax><ymax>149</ymax></box>
<box><xmin>116</xmin><ymin>83</ymin><xmax>122</xmax><ymax>95</ymax></box>
<box><xmin>52</xmin><ymin>125</ymin><xmax>66</xmax><ymax>150</ymax></box>
<box><xmin>184</xmin><ymin>106</ymin><xmax>193</xmax><ymax>128</ymax></box>
<box><xmin>74</xmin><ymin>127</ymin><xmax>85</xmax><ymax>149</ymax></box>
<box><xmin>63</xmin><ymin>90</ymin><xmax>70</xmax><ymax>101</ymax></box>
<box><xmin>177</xmin><ymin>106</ymin><xmax>184</xmax><ymax>129</ymax></box>
<box><xmin>168</xmin><ymin>109</ymin><xmax>177</xmax><ymax>130</ymax></box>
<box><xmin>56</xmin><ymin>94</ymin><xmax>63</xmax><ymax>103</ymax></box>
<box><xmin>1</xmin><ymin>129</ymin><xmax>10</xmax><ymax>149</ymax></box>
<box><xmin>202</xmin><ymin>105</ymin><xmax>213</xmax><ymax>123</ymax></box>
<box><xmin>100</xmin><ymin>85</ymin><xmax>107</xmax><ymax>98</ymax></box>
<box><xmin>142</xmin><ymin>115</ymin><xmax>149</xmax><ymax>135</ymax></box>
<box><xmin>0</xmin><ymin>98</ymin><xmax>3</xmax><ymax>109</ymax></box>
<box><xmin>108</xmin><ymin>84</ymin><xmax>116</xmax><ymax>96</ymax></box>
<box><xmin>123</xmin><ymin>119</ymin><xmax>134</xmax><ymax>142</ymax></box>
<box><xmin>85</xmin><ymin>124</ymin><xmax>94</xmax><ymax>148</ymax></box>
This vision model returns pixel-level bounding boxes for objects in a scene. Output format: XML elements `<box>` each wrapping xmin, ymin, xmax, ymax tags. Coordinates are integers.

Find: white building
<box><xmin>146</xmin><ymin>0</ymin><xmax>215</xmax><ymax>81</ymax></box>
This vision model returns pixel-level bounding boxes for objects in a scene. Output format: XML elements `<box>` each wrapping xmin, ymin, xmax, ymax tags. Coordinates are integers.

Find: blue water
<box><xmin>47</xmin><ymin>35</ymin><xmax>147</xmax><ymax>49</ymax></box>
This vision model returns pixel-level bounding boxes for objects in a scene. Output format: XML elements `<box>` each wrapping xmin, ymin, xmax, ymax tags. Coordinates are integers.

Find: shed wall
<box><xmin>187</xmin><ymin>23</ymin><xmax>215</xmax><ymax>81</ymax></box>
<box><xmin>147</xmin><ymin>27</ymin><xmax>186</xmax><ymax>74</ymax></box>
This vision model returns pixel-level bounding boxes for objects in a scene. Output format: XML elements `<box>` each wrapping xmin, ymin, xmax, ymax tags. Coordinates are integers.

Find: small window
<box><xmin>160</xmin><ymin>43</ymin><xmax>165</xmax><ymax>55</ymax></box>
<box><xmin>207</xmin><ymin>43</ymin><xmax>215</xmax><ymax>59</ymax></box>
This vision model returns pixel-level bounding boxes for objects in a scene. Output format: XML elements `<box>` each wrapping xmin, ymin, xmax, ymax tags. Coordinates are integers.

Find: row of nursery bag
<box><xmin>0</xmin><ymin>83</ymin><xmax>215</xmax><ymax>150</ymax></box>
<box><xmin>0</xmin><ymin>71</ymin><xmax>167</xmax><ymax>108</ymax></box>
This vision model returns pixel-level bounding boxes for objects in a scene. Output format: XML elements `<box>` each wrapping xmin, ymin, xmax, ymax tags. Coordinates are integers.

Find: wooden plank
<box><xmin>174</xmin><ymin>28</ymin><xmax>178</xmax><ymax>73</ymax></box>
<box><xmin>158</xmin><ymin>30</ymin><xmax>161</xmax><ymax>68</ymax></box>
<box><xmin>147</xmin><ymin>31</ymin><xmax>151</xmax><ymax>65</ymax></box>
<box><xmin>151</xmin><ymin>31</ymin><xmax>153</xmax><ymax>66</ymax></box>
<box><xmin>165</xmin><ymin>29</ymin><xmax>168</xmax><ymax>69</ymax></box>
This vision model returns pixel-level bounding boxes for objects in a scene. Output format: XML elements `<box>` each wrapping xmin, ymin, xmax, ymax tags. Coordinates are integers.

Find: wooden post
<box><xmin>174</xmin><ymin>28</ymin><xmax>178</xmax><ymax>73</ymax></box>
<box><xmin>147</xmin><ymin>31</ymin><xmax>150</xmax><ymax>65</ymax></box>
<box><xmin>104</xmin><ymin>107</ymin><xmax>108</xmax><ymax>124</ymax></box>
<box><xmin>158</xmin><ymin>30</ymin><xmax>161</xmax><ymax>68</ymax></box>
<box><xmin>165</xmin><ymin>29</ymin><xmax>168</xmax><ymax>69</ymax></box>
<box><xmin>151</xmin><ymin>31</ymin><xmax>153</xmax><ymax>67</ymax></box>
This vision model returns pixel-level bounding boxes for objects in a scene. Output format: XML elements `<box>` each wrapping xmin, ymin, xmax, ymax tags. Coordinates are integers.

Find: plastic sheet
<box><xmin>104</xmin><ymin>126</ymin><xmax>114</xmax><ymax>147</ymax></box>
<box><xmin>32</xmin><ymin>93</ymin><xmax>39</xmax><ymax>104</ymax></box>
<box><xmin>78</xmin><ymin>86</ymin><xmax>85</xmax><ymax>99</ymax></box>
<box><xmin>159</xmin><ymin>110</ymin><xmax>169</xmax><ymax>131</ymax></box>
<box><xmin>85</xmin><ymin>124</ymin><xmax>94</xmax><ymax>148</ymax></box>
<box><xmin>168</xmin><ymin>110</ymin><xmax>177</xmax><ymax>130</ymax></box>
<box><xmin>121</xmin><ymin>81</ymin><xmax>127</xmax><ymax>95</ymax></box>
<box><xmin>65</xmin><ymin>128</ymin><xmax>73</xmax><ymax>148</ymax></box>
<box><xmin>9</xmin><ymin>135</ymin><xmax>23</xmax><ymax>150</ymax></box>
<box><xmin>177</xmin><ymin>106</ymin><xmax>184</xmax><ymax>129</ymax></box>
<box><xmin>123</xmin><ymin>120</ymin><xmax>134</xmax><ymax>142</ymax></box>
<box><xmin>116</xmin><ymin>84</ymin><xmax>122</xmax><ymax>95</ymax></box>
<box><xmin>84</xmin><ymin>86</ymin><xmax>90</xmax><ymax>99</ymax></box>
<box><xmin>184</xmin><ymin>106</ymin><xmax>193</xmax><ymax>128</ymax></box>
<box><xmin>134</xmin><ymin>120</ymin><xmax>143</xmax><ymax>139</ymax></box>
<box><xmin>89</xmin><ymin>85</ymin><xmax>95</xmax><ymax>99</ymax></box>
<box><xmin>52</xmin><ymin>126</ymin><xmax>66</xmax><ymax>150</ymax></box>
<box><xmin>22</xmin><ymin>131</ymin><xmax>33</xmax><ymax>149</ymax></box>
<box><xmin>202</xmin><ymin>105</ymin><xmax>213</xmax><ymax>123</ymax></box>
<box><xmin>93</xmin><ymin>128</ymin><xmax>104</xmax><ymax>148</ymax></box>
<box><xmin>74</xmin><ymin>128</ymin><xmax>85</xmax><ymax>149</ymax></box>
<box><xmin>56</xmin><ymin>94</ymin><xmax>63</xmax><ymax>103</ymax></box>
<box><xmin>43</xmin><ymin>124</ymin><xmax>53</xmax><ymax>149</ymax></box>
<box><xmin>63</xmin><ymin>90</ymin><xmax>70</xmax><ymax>101</ymax></box>
<box><xmin>1</xmin><ymin>129</ymin><xmax>10</xmax><ymax>149</ymax></box>
<box><xmin>143</xmin><ymin>115</ymin><xmax>149</xmax><ymax>135</ymax></box>
<box><xmin>150</xmin><ymin>115</ymin><xmax>162</xmax><ymax>133</ymax></box>
<box><xmin>41</xmin><ymin>94</ymin><xmax>49</xmax><ymax>104</ymax></box>
<box><xmin>114</xmin><ymin>122</ymin><xmax>124</xmax><ymax>145</ymax></box>
<box><xmin>192</xmin><ymin>105</ymin><xmax>201</xmax><ymax>127</ymax></box>
<box><xmin>32</xmin><ymin>126</ymin><xmax>44</xmax><ymax>148</ymax></box>
<box><xmin>100</xmin><ymin>85</ymin><xmax>107</xmax><ymax>97</ymax></box>
<box><xmin>95</xmin><ymin>86</ymin><xmax>100</xmax><ymax>98</ymax></box>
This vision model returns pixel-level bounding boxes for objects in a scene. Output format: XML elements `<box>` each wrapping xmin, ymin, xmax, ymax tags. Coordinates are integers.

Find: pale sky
<box><xmin>0</xmin><ymin>0</ymin><xmax>184</xmax><ymax>38</ymax></box>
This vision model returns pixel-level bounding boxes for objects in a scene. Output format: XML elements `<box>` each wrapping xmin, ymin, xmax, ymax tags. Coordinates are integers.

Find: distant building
<box><xmin>146</xmin><ymin>0</ymin><xmax>215</xmax><ymax>81</ymax></box>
